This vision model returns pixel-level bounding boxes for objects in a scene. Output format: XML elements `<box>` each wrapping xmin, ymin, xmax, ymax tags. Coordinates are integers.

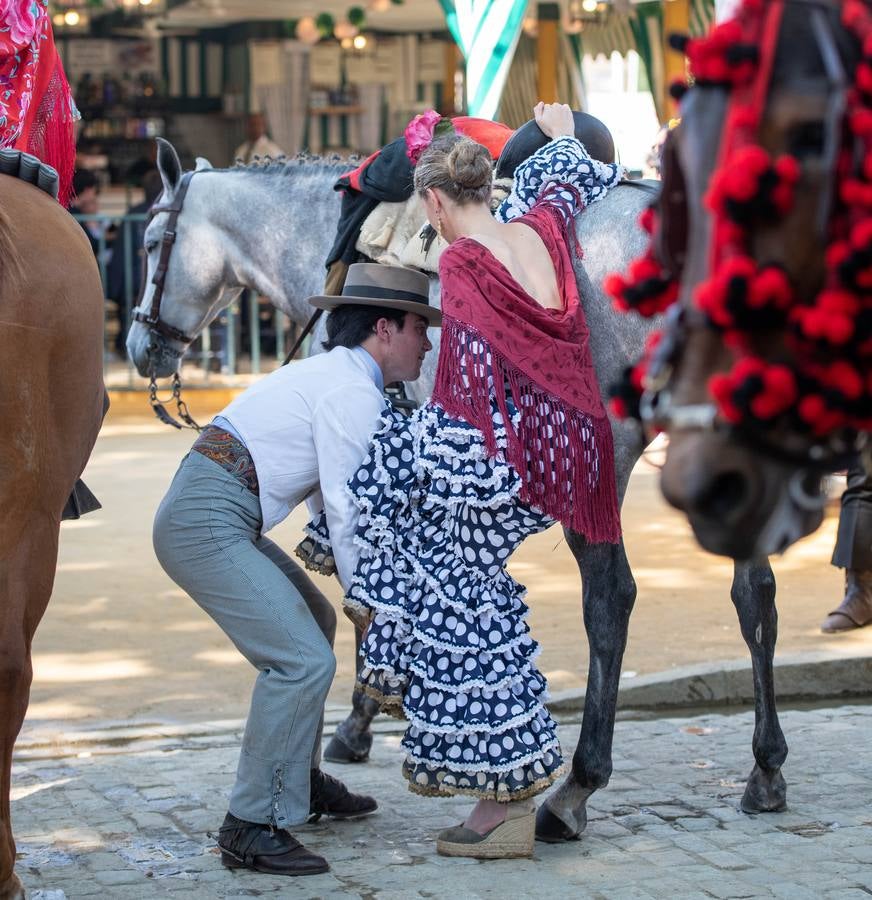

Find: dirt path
<box><xmin>29</xmin><ymin>413</ymin><xmax>871</xmax><ymax>730</ymax></box>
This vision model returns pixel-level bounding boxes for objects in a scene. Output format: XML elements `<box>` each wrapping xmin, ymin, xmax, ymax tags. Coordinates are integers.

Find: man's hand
<box><xmin>534</xmin><ymin>101</ymin><xmax>575</xmax><ymax>139</ymax></box>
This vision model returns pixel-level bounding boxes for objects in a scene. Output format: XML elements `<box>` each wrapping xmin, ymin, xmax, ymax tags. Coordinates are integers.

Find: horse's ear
<box><xmin>195</xmin><ymin>157</ymin><xmax>213</xmax><ymax>172</ymax></box>
<box><xmin>156</xmin><ymin>137</ymin><xmax>182</xmax><ymax>196</ymax></box>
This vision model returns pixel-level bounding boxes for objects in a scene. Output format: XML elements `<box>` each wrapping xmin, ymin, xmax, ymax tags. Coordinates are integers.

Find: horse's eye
<box><xmin>145</xmin><ymin>241</ymin><xmax>158</xmax><ymax>254</ymax></box>
<box><xmin>787</xmin><ymin>121</ymin><xmax>825</xmax><ymax>159</ymax></box>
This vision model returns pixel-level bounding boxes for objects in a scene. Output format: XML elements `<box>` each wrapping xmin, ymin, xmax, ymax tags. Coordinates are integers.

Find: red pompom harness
<box><xmin>607</xmin><ymin>0</ymin><xmax>872</xmax><ymax>443</ymax></box>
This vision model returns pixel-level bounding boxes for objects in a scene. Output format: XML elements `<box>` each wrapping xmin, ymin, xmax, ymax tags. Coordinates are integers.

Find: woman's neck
<box><xmin>445</xmin><ymin>202</ymin><xmax>500</xmax><ymax>243</ymax></box>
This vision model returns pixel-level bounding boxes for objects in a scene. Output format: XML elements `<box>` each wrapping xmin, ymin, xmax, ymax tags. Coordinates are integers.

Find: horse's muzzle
<box><xmin>126</xmin><ymin>322</ymin><xmax>184</xmax><ymax>379</ymax></box>
<box><xmin>660</xmin><ymin>431</ymin><xmax>824</xmax><ymax>559</ymax></box>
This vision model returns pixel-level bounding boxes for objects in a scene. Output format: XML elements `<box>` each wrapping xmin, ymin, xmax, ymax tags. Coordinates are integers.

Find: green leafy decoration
<box><xmin>315</xmin><ymin>11</ymin><xmax>335</xmax><ymax>35</ymax></box>
<box><xmin>347</xmin><ymin>5</ymin><xmax>366</xmax><ymax>27</ymax></box>
<box><xmin>433</xmin><ymin>118</ymin><xmax>455</xmax><ymax>139</ymax></box>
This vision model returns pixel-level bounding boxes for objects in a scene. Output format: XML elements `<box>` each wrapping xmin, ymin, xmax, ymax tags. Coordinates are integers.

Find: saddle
<box><xmin>354</xmin><ymin>177</ymin><xmax>514</xmax><ymax>275</ymax></box>
<box><xmin>0</xmin><ymin>148</ymin><xmax>61</xmax><ymax>199</ymax></box>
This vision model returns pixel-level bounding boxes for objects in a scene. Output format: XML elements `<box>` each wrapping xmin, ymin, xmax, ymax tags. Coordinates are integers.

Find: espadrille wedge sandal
<box><xmin>436</xmin><ymin>803</ymin><xmax>536</xmax><ymax>859</ymax></box>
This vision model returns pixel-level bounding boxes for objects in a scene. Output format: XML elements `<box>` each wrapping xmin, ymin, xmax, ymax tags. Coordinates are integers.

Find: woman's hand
<box><xmin>534</xmin><ymin>101</ymin><xmax>575</xmax><ymax>140</ymax></box>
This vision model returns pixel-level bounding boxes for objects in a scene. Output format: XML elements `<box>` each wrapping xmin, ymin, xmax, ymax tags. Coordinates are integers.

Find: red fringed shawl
<box><xmin>1</xmin><ymin>5</ymin><xmax>77</xmax><ymax>206</ymax></box>
<box><xmin>431</xmin><ymin>198</ymin><xmax>621</xmax><ymax>542</ymax></box>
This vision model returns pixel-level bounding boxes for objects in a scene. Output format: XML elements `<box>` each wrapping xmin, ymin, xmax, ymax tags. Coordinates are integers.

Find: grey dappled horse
<box><xmin>127</xmin><ymin>138</ymin><xmax>789</xmax><ymax>843</ymax></box>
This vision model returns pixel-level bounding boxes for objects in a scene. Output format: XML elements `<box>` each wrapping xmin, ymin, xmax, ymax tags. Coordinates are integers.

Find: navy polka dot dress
<box><xmin>341</xmin><ymin>136</ymin><xmax>622</xmax><ymax>800</ymax></box>
<box><xmin>345</xmin><ymin>396</ymin><xmax>565</xmax><ymax>800</ymax></box>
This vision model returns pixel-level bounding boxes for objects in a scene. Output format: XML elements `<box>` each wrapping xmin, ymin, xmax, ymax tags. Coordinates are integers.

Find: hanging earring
<box><xmin>436</xmin><ymin>211</ymin><xmax>444</xmax><ymax>240</ymax></box>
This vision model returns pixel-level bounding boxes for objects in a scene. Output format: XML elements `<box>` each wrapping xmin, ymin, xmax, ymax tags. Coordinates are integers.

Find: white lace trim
<box><xmin>401</xmin><ymin>698</ymin><xmax>551</xmax><ymax>737</ymax></box>
<box><xmin>343</xmin><ymin>594</ymin><xmax>370</xmax><ymax>619</ymax></box>
<box><xmin>406</xmin><ymin>643</ymin><xmax>544</xmax><ymax>695</ymax></box>
<box><xmin>406</xmin><ymin>622</ymin><xmax>531</xmax><ymax>658</ymax></box>
<box><xmin>347</xmin><ymin>563</ymin><xmax>527</xmax><ymax>624</ymax></box>
<box><xmin>348</xmin><ymin>541</ymin><xmax>529</xmax><ymax>624</ymax></box>
<box><xmin>359</xmin><ymin>663</ymin><xmax>406</xmax><ymax>690</ymax></box>
<box><xmin>302</xmin><ymin>522</ymin><xmax>330</xmax><ymax>546</ymax></box>
<box><xmin>402</xmin><ymin>736</ymin><xmax>562</xmax><ymax>776</ymax></box>
<box><xmin>355</xmin><ymin>648</ymin><xmax>544</xmax><ymax>699</ymax></box>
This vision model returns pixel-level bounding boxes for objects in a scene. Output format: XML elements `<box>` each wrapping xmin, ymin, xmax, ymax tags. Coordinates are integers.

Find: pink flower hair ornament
<box><xmin>404</xmin><ymin>109</ymin><xmax>454</xmax><ymax>164</ymax></box>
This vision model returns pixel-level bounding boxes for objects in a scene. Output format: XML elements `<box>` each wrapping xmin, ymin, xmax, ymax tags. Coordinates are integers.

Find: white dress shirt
<box><xmin>217</xmin><ymin>346</ymin><xmax>386</xmax><ymax>591</ymax></box>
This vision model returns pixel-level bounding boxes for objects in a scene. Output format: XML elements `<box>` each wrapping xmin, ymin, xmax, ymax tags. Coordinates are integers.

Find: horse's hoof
<box><xmin>323</xmin><ymin>731</ymin><xmax>372</xmax><ymax>764</ymax></box>
<box><xmin>741</xmin><ymin>763</ymin><xmax>787</xmax><ymax>813</ymax></box>
<box><xmin>535</xmin><ymin>802</ymin><xmax>582</xmax><ymax>843</ymax></box>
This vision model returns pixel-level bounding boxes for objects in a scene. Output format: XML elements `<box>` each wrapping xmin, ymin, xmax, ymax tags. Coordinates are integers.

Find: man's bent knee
<box><xmin>314</xmin><ymin>600</ymin><xmax>338</xmax><ymax>646</ymax></box>
<box><xmin>311</xmin><ymin>650</ymin><xmax>337</xmax><ymax>693</ymax></box>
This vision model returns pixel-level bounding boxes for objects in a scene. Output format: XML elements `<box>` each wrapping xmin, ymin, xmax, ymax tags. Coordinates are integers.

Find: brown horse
<box><xmin>628</xmin><ymin>0</ymin><xmax>867</xmax><ymax>559</ymax></box>
<box><xmin>0</xmin><ymin>176</ymin><xmax>105</xmax><ymax>900</ymax></box>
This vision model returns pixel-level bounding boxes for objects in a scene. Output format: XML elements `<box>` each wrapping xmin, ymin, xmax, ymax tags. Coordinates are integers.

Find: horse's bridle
<box><xmin>640</xmin><ymin>0</ymin><xmax>863</xmax><ymax>472</ymax></box>
<box><xmin>132</xmin><ymin>170</ymin><xmax>206</xmax><ymax>430</ymax></box>
<box><xmin>133</xmin><ymin>169</ymin><xmax>198</xmax><ymax>346</ymax></box>
<box><xmin>639</xmin><ymin>305</ymin><xmax>863</xmax><ymax>470</ymax></box>
<box><xmin>130</xmin><ymin>167</ymin><xmax>344</xmax><ymax>429</ymax></box>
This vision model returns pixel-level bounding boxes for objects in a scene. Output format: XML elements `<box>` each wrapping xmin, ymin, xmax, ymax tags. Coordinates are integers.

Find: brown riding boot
<box><xmin>821</xmin><ymin>569</ymin><xmax>872</xmax><ymax>633</ymax></box>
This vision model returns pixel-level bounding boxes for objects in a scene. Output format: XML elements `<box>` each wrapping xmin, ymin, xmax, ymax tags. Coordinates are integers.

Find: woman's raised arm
<box><xmin>496</xmin><ymin>102</ymin><xmax>623</xmax><ymax>223</ymax></box>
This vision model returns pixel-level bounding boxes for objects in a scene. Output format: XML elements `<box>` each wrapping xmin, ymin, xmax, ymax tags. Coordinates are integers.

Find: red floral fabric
<box><xmin>1</xmin><ymin>1</ymin><xmax>78</xmax><ymax>205</ymax></box>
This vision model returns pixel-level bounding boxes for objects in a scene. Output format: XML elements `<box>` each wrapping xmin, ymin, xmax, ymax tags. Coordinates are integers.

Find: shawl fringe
<box><xmin>30</xmin><ymin>62</ymin><xmax>77</xmax><ymax>208</ymax></box>
<box><xmin>432</xmin><ymin>318</ymin><xmax>621</xmax><ymax>542</ymax></box>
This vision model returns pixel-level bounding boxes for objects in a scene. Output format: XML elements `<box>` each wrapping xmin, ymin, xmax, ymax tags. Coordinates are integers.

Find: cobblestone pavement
<box><xmin>13</xmin><ymin>703</ymin><xmax>872</xmax><ymax>899</ymax></box>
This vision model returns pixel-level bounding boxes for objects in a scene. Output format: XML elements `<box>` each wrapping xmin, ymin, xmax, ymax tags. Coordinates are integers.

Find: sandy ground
<box><xmin>28</xmin><ymin>408</ymin><xmax>872</xmax><ymax>731</ymax></box>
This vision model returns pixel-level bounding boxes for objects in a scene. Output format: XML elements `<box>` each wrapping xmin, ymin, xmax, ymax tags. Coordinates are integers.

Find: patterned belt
<box><xmin>191</xmin><ymin>425</ymin><xmax>259</xmax><ymax>495</ymax></box>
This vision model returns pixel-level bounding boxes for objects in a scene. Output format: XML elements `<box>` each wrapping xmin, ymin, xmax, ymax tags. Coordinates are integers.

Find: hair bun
<box><xmin>447</xmin><ymin>139</ymin><xmax>492</xmax><ymax>191</ymax></box>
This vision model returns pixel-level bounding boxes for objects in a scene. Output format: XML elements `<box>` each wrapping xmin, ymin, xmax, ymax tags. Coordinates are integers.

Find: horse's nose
<box><xmin>660</xmin><ymin>432</ymin><xmax>764</xmax><ymax>552</ymax></box>
<box><xmin>662</xmin><ymin>457</ymin><xmax>756</xmax><ymax>524</ymax></box>
<box><xmin>126</xmin><ymin>322</ymin><xmax>180</xmax><ymax>378</ymax></box>
<box><xmin>681</xmin><ymin>467</ymin><xmax>752</xmax><ymax>523</ymax></box>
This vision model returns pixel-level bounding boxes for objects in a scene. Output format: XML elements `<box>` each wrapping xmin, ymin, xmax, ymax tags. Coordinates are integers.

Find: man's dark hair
<box><xmin>72</xmin><ymin>169</ymin><xmax>99</xmax><ymax>196</ymax></box>
<box><xmin>322</xmin><ymin>304</ymin><xmax>407</xmax><ymax>351</ymax></box>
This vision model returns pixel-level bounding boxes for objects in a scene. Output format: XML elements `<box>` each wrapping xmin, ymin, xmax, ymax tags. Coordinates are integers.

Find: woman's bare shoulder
<box><xmin>463</xmin><ymin>230</ymin><xmax>510</xmax><ymax>256</ymax></box>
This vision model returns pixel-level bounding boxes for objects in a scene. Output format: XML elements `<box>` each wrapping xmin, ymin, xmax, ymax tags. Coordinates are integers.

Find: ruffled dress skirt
<box><xmin>345</xmin><ymin>400</ymin><xmax>566</xmax><ymax>800</ymax></box>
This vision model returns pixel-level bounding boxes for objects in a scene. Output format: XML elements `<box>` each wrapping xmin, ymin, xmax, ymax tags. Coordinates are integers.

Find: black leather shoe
<box><xmin>217</xmin><ymin>812</ymin><xmax>329</xmax><ymax>876</ymax></box>
<box><xmin>309</xmin><ymin>768</ymin><xmax>378</xmax><ymax>822</ymax></box>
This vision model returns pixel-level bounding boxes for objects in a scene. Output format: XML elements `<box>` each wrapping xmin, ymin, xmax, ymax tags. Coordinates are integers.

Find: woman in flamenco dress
<box><xmin>344</xmin><ymin>103</ymin><xmax>623</xmax><ymax>859</ymax></box>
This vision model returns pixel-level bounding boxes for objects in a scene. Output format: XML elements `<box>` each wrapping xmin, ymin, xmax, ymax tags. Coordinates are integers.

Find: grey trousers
<box><xmin>832</xmin><ymin>461</ymin><xmax>872</xmax><ymax>571</ymax></box>
<box><xmin>153</xmin><ymin>451</ymin><xmax>337</xmax><ymax>828</ymax></box>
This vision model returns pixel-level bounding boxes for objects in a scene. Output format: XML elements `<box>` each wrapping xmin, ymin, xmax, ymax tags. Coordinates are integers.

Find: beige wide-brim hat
<box><xmin>308</xmin><ymin>262</ymin><xmax>442</xmax><ymax>326</ymax></box>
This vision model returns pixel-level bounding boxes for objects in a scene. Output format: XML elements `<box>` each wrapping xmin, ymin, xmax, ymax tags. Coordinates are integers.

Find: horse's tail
<box><xmin>0</xmin><ymin>202</ymin><xmax>24</xmax><ymax>289</ymax></box>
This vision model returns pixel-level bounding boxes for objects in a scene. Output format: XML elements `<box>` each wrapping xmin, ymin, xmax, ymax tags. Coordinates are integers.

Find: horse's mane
<box><xmin>231</xmin><ymin>151</ymin><xmax>363</xmax><ymax>178</ymax></box>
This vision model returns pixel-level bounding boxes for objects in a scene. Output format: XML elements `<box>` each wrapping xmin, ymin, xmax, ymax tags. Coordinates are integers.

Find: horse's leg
<box><xmin>537</xmin><ymin>533</ymin><xmax>637</xmax><ymax>841</ymax></box>
<box><xmin>0</xmin><ymin>520</ymin><xmax>60</xmax><ymax>900</ymax></box>
<box><xmin>323</xmin><ymin>625</ymin><xmax>379</xmax><ymax>763</ymax></box>
<box><xmin>730</xmin><ymin>560</ymin><xmax>788</xmax><ymax>813</ymax></box>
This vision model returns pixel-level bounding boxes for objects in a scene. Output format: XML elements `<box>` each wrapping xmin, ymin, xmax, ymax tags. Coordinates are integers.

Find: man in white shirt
<box><xmin>234</xmin><ymin>112</ymin><xmax>284</xmax><ymax>163</ymax></box>
<box><xmin>153</xmin><ymin>263</ymin><xmax>439</xmax><ymax>876</ymax></box>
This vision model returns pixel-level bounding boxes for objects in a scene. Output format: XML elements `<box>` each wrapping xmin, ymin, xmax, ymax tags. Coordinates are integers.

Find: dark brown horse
<box><xmin>0</xmin><ymin>176</ymin><xmax>105</xmax><ymax>900</ymax></box>
<box><xmin>632</xmin><ymin>0</ymin><xmax>868</xmax><ymax>559</ymax></box>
